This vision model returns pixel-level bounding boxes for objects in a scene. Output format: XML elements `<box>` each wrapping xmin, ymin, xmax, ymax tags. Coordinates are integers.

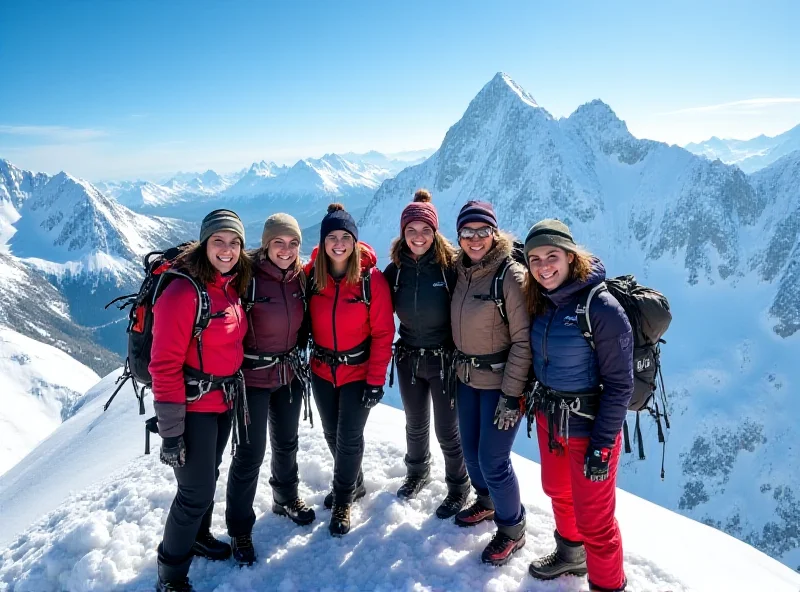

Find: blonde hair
<box><xmin>314</xmin><ymin>241</ymin><xmax>364</xmax><ymax>291</ymax></box>
<box><xmin>524</xmin><ymin>245</ymin><xmax>594</xmax><ymax>316</ymax></box>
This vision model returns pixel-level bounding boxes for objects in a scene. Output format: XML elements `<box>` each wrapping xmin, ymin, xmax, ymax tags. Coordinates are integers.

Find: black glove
<box><xmin>583</xmin><ymin>446</ymin><xmax>612</xmax><ymax>481</ymax></box>
<box><xmin>160</xmin><ymin>435</ymin><xmax>186</xmax><ymax>468</ymax></box>
<box><xmin>492</xmin><ymin>394</ymin><xmax>523</xmax><ymax>430</ymax></box>
<box><xmin>362</xmin><ymin>385</ymin><xmax>384</xmax><ymax>409</ymax></box>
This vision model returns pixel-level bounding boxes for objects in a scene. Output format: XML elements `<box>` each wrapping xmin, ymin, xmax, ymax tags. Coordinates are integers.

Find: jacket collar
<box><xmin>544</xmin><ymin>258</ymin><xmax>606</xmax><ymax>308</ymax></box>
<box><xmin>257</xmin><ymin>255</ymin><xmax>298</xmax><ymax>282</ymax></box>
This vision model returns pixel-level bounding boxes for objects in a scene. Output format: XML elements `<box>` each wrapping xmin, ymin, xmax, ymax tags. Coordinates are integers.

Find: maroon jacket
<box><xmin>243</xmin><ymin>256</ymin><xmax>306</xmax><ymax>389</ymax></box>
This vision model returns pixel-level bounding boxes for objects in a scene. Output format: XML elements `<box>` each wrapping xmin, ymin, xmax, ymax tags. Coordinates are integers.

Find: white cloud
<box><xmin>661</xmin><ymin>98</ymin><xmax>800</xmax><ymax>116</ymax></box>
<box><xmin>0</xmin><ymin>125</ymin><xmax>108</xmax><ymax>142</ymax></box>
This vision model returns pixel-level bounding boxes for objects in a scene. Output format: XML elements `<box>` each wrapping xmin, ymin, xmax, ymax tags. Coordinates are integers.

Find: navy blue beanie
<box><xmin>456</xmin><ymin>200</ymin><xmax>498</xmax><ymax>231</ymax></box>
<box><xmin>320</xmin><ymin>203</ymin><xmax>358</xmax><ymax>242</ymax></box>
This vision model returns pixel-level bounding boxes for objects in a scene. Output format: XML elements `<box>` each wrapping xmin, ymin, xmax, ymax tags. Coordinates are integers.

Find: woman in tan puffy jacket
<box><xmin>450</xmin><ymin>200</ymin><xmax>532</xmax><ymax>567</ymax></box>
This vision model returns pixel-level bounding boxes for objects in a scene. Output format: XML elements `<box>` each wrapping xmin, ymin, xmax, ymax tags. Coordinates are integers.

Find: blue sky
<box><xmin>1</xmin><ymin>0</ymin><xmax>797</xmax><ymax>180</ymax></box>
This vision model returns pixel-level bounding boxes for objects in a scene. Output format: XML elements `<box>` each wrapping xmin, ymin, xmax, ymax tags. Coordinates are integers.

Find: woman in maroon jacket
<box><xmin>225</xmin><ymin>213</ymin><xmax>314</xmax><ymax>566</ymax></box>
<box><xmin>151</xmin><ymin>209</ymin><xmax>251</xmax><ymax>592</ymax></box>
<box><xmin>305</xmin><ymin>203</ymin><xmax>394</xmax><ymax>537</ymax></box>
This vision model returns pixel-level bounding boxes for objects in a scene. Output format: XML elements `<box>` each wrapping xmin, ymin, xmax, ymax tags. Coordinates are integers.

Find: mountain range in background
<box><xmin>685</xmin><ymin>123</ymin><xmax>800</xmax><ymax>173</ymax></box>
<box><xmin>1</xmin><ymin>73</ymin><xmax>799</xmax><ymax>570</ymax></box>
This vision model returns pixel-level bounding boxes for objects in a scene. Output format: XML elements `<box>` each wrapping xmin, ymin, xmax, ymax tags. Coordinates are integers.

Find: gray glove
<box><xmin>160</xmin><ymin>435</ymin><xmax>186</xmax><ymax>468</ymax></box>
<box><xmin>493</xmin><ymin>394</ymin><xmax>523</xmax><ymax>431</ymax></box>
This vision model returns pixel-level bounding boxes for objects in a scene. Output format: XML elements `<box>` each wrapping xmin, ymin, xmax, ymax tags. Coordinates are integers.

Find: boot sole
<box><xmin>483</xmin><ymin>536</ymin><xmax>526</xmax><ymax>567</ymax></box>
<box><xmin>272</xmin><ymin>503</ymin><xmax>316</xmax><ymax>526</ymax></box>
<box><xmin>454</xmin><ymin>511</ymin><xmax>495</xmax><ymax>527</ymax></box>
<box><xmin>528</xmin><ymin>564</ymin><xmax>588</xmax><ymax>580</ymax></box>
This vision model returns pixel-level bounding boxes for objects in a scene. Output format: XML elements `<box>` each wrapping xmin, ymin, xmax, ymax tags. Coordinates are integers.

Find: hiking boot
<box><xmin>528</xmin><ymin>530</ymin><xmax>588</xmax><ymax>580</ymax></box>
<box><xmin>230</xmin><ymin>534</ymin><xmax>257</xmax><ymax>567</ymax></box>
<box><xmin>454</xmin><ymin>492</ymin><xmax>495</xmax><ymax>527</ymax></box>
<box><xmin>481</xmin><ymin>526</ymin><xmax>526</xmax><ymax>566</ymax></box>
<box><xmin>396</xmin><ymin>473</ymin><xmax>431</xmax><ymax>500</ymax></box>
<box><xmin>191</xmin><ymin>530</ymin><xmax>232</xmax><ymax>561</ymax></box>
<box><xmin>329</xmin><ymin>503</ymin><xmax>351</xmax><ymax>536</ymax></box>
<box><xmin>588</xmin><ymin>577</ymin><xmax>627</xmax><ymax>592</ymax></box>
<box><xmin>324</xmin><ymin>483</ymin><xmax>366</xmax><ymax>510</ymax></box>
<box><xmin>435</xmin><ymin>487</ymin><xmax>470</xmax><ymax>519</ymax></box>
<box><xmin>272</xmin><ymin>498</ymin><xmax>316</xmax><ymax>526</ymax></box>
<box><xmin>156</xmin><ymin>551</ymin><xmax>193</xmax><ymax>592</ymax></box>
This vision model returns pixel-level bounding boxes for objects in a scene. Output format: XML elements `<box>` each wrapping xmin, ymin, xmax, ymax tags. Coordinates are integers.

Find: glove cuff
<box><xmin>162</xmin><ymin>435</ymin><xmax>183</xmax><ymax>448</ymax></box>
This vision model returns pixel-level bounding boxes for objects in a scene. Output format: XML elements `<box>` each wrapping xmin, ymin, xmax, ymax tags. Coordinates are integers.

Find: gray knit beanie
<box><xmin>261</xmin><ymin>213</ymin><xmax>302</xmax><ymax>247</ymax></box>
<box><xmin>199</xmin><ymin>209</ymin><xmax>245</xmax><ymax>245</ymax></box>
<box><xmin>524</xmin><ymin>219</ymin><xmax>576</xmax><ymax>256</ymax></box>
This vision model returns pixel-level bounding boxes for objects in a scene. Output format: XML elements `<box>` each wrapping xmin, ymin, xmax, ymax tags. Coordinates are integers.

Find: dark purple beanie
<box><xmin>456</xmin><ymin>200</ymin><xmax>497</xmax><ymax>231</ymax></box>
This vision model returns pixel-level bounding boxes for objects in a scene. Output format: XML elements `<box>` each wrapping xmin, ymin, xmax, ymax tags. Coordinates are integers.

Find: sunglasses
<box><xmin>458</xmin><ymin>226</ymin><xmax>494</xmax><ymax>240</ymax></box>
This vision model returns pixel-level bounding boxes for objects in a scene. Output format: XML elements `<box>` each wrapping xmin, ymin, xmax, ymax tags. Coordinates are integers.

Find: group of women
<box><xmin>149</xmin><ymin>192</ymin><xmax>633</xmax><ymax>592</ymax></box>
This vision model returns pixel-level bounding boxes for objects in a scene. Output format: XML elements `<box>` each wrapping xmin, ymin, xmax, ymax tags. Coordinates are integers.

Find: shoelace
<box><xmin>440</xmin><ymin>491</ymin><xmax>466</xmax><ymax>510</ymax></box>
<box><xmin>332</xmin><ymin>505</ymin><xmax>350</xmax><ymax>522</ymax></box>
<box><xmin>232</xmin><ymin>534</ymin><xmax>253</xmax><ymax>551</ymax></box>
<box><xmin>534</xmin><ymin>550</ymin><xmax>559</xmax><ymax>567</ymax></box>
<box><xmin>485</xmin><ymin>533</ymin><xmax>515</xmax><ymax>555</ymax></box>
<box><xmin>288</xmin><ymin>498</ymin><xmax>310</xmax><ymax>512</ymax></box>
<box><xmin>196</xmin><ymin>531</ymin><xmax>218</xmax><ymax>545</ymax></box>
<box><xmin>400</xmin><ymin>476</ymin><xmax>426</xmax><ymax>492</ymax></box>
<box><xmin>466</xmin><ymin>502</ymin><xmax>491</xmax><ymax>517</ymax></box>
<box><xmin>163</xmin><ymin>577</ymin><xmax>193</xmax><ymax>592</ymax></box>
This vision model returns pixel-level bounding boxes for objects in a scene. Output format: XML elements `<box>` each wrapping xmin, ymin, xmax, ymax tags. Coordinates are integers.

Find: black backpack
<box><xmin>577</xmin><ymin>275</ymin><xmax>672</xmax><ymax>474</ymax></box>
<box><xmin>485</xmin><ymin>240</ymin><xmax>527</xmax><ymax>325</ymax></box>
<box><xmin>104</xmin><ymin>244</ymin><xmax>212</xmax><ymax>453</ymax></box>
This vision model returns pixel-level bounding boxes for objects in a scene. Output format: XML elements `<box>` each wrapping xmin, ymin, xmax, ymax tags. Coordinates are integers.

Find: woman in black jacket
<box><xmin>383</xmin><ymin>190</ymin><xmax>470</xmax><ymax>518</ymax></box>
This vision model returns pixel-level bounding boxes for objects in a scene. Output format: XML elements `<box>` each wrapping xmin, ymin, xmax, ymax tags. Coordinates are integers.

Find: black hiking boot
<box><xmin>435</xmin><ymin>480</ymin><xmax>471</xmax><ymax>519</ymax></box>
<box><xmin>329</xmin><ymin>503</ymin><xmax>351</xmax><ymax>536</ymax></box>
<box><xmin>528</xmin><ymin>530</ymin><xmax>588</xmax><ymax>580</ymax></box>
<box><xmin>454</xmin><ymin>492</ymin><xmax>495</xmax><ymax>527</ymax></box>
<box><xmin>191</xmin><ymin>531</ymin><xmax>232</xmax><ymax>561</ymax></box>
<box><xmin>156</xmin><ymin>547</ymin><xmax>193</xmax><ymax>592</ymax></box>
<box><xmin>396</xmin><ymin>473</ymin><xmax>431</xmax><ymax>500</ymax></box>
<box><xmin>481</xmin><ymin>520</ymin><xmax>527</xmax><ymax>566</ymax></box>
<box><xmin>231</xmin><ymin>534</ymin><xmax>257</xmax><ymax>567</ymax></box>
<box><xmin>324</xmin><ymin>483</ymin><xmax>366</xmax><ymax>510</ymax></box>
<box><xmin>272</xmin><ymin>498</ymin><xmax>316</xmax><ymax>526</ymax></box>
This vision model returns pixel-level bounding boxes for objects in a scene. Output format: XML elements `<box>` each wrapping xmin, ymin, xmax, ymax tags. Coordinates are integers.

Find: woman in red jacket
<box><xmin>151</xmin><ymin>209</ymin><xmax>251</xmax><ymax>592</ymax></box>
<box><xmin>306</xmin><ymin>203</ymin><xmax>394</xmax><ymax>537</ymax></box>
<box><xmin>225</xmin><ymin>213</ymin><xmax>315</xmax><ymax>567</ymax></box>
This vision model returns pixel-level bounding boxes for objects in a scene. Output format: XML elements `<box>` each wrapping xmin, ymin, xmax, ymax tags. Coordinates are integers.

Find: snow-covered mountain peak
<box><xmin>484</xmin><ymin>71</ymin><xmax>539</xmax><ymax>108</ymax></box>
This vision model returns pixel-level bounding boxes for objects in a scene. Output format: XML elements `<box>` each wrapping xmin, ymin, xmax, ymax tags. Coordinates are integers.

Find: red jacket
<box><xmin>305</xmin><ymin>243</ymin><xmax>394</xmax><ymax>387</ymax></box>
<box><xmin>150</xmin><ymin>272</ymin><xmax>247</xmax><ymax>436</ymax></box>
<box><xmin>243</xmin><ymin>257</ymin><xmax>305</xmax><ymax>389</ymax></box>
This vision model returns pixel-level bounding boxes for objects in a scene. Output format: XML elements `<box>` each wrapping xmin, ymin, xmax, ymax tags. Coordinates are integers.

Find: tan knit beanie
<box><xmin>261</xmin><ymin>213</ymin><xmax>302</xmax><ymax>247</ymax></box>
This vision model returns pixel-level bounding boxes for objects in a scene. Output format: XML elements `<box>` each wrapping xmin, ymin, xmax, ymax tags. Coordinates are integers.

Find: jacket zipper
<box><xmin>331</xmin><ymin>280</ymin><xmax>340</xmax><ymax>387</ymax></box>
<box><xmin>541</xmin><ymin>308</ymin><xmax>556</xmax><ymax>383</ymax></box>
<box><xmin>281</xmin><ymin>278</ymin><xmax>290</xmax><ymax>351</ymax></box>
<box><xmin>413</xmin><ymin>262</ymin><xmax>420</xmax><ymax>319</ymax></box>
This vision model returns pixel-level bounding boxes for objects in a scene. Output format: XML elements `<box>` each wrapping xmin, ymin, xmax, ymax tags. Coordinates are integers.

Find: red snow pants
<box><xmin>537</xmin><ymin>415</ymin><xmax>625</xmax><ymax>591</ymax></box>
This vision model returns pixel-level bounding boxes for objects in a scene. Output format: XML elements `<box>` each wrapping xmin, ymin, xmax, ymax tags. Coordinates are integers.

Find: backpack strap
<box><xmin>576</xmin><ymin>282</ymin><xmax>607</xmax><ymax>350</ymax></box>
<box><xmin>361</xmin><ymin>269</ymin><xmax>372</xmax><ymax>307</ymax></box>
<box><xmin>488</xmin><ymin>258</ymin><xmax>514</xmax><ymax>325</ymax></box>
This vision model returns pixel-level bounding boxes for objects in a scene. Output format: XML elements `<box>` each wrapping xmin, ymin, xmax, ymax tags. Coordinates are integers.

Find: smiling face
<box><xmin>205</xmin><ymin>230</ymin><xmax>242</xmax><ymax>274</ymax></box>
<box><xmin>458</xmin><ymin>222</ymin><xmax>495</xmax><ymax>263</ymax></box>
<box><xmin>324</xmin><ymin>230</ymin><xmax>355</xmax><ymax>267</ymax></box>
<box><xmin>527</xmin><ymin>245</ymin><xmax>574</xmax><ymax>291</ymax></box>
<box><xmin>267</xmin><ymin>234</ymin><xmax>300</xmax><ymax>270</ymax></box>
<box><xmin>404</xmin><ymin>221</ymin><xmax>435</xmax><ymax>258</ymax></box>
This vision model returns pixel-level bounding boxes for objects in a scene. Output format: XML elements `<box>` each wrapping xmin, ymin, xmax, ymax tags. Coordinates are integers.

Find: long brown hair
<box><xmin>175</xmin><ymin>240</ymin><xmax>252</xmax><ymax>296</ymax></box>
<box><xmin>314</xmin><ymin>241</ymin><xmax>364</xmax><ymax>291</ymax></box>
<box><xmin>524</xmin><ymin>245</ymin><xmax>594</xmax><ymax>316</ymax></box>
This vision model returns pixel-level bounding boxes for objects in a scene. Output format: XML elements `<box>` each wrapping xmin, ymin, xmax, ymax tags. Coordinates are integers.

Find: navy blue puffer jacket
<box><xmin>530</xmin><ymin>259</ymin><xmax>633</xmax><ymax>449</ymax></box>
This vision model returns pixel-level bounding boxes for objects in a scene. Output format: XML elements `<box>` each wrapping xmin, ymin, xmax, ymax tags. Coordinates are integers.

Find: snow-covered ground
<box><xmin>0</xmin><ymin>328</ymin><xmax>99</xmax><ymax>476</ymax></box>
<box><xmin>1</xmin><ymin>370</ymin><xmax>799</xmax><ymax>592</ymax></box>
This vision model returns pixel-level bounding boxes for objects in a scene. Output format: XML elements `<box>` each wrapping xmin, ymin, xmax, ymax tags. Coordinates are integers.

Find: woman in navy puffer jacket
<box><xmin>524</xmin><ymin>219</ymin><xmax>632</xmax><ymax>592</ymax></box>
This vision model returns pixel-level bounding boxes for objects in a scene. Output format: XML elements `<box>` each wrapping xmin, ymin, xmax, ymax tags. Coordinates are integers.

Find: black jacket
<box><xmin>383</xmin><ymin>246</ymin><xmax>456</xmax><ymax>349</ymax></box>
